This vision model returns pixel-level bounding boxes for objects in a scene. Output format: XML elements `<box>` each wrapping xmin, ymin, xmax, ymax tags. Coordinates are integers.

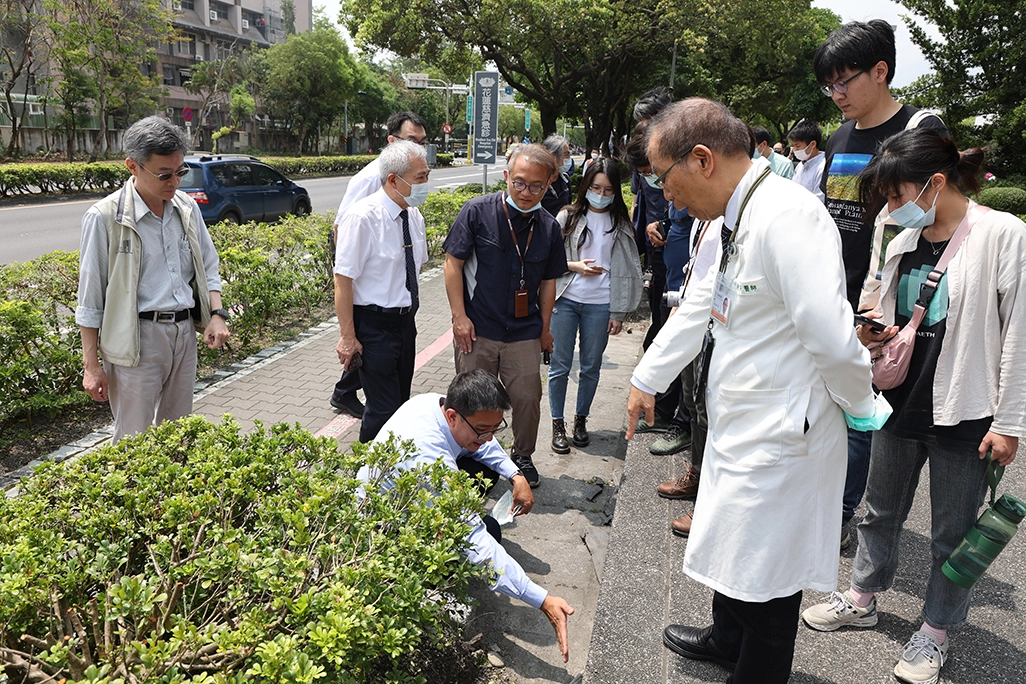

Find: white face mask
<box><xmin>586</xmin><ymin>190</ymin><xmax>614</xmax><ymax>209</ymax></box>
<box><xmin>396</xmin><ymin>176</ymin><xmax>430</xmax><ymax>207</ymax></box>
<box><xmin>888</xmin><ymin>181</ymin><xmax>939</xmax><ymax>229</ymax></box>
<box><xmin>792</xmin><ymin>145</ymin><xmax>811</xmax><ymax>161</ymax></box>
<box><xmin>591</xmin><ymin>152</ymin><xmax>599</xmax><ymax>160</ymax></box>
<box><xmin>560</xmin><ymin>158</ymin><xmax>572</xmax><ymax>174</ymax></box>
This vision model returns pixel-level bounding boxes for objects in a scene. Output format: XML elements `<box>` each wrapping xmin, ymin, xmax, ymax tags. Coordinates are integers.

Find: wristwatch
<box><xmin>210</xmin><ymin>308</ymin><xmax>231</xmax><ymax>321</ymax></box>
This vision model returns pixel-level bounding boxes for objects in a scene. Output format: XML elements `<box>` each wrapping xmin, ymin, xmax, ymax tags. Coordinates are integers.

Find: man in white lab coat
<box><xmin>626</xmin><ymin>98</ymin><xmax>875</xmax><ymax>683</ymax></box>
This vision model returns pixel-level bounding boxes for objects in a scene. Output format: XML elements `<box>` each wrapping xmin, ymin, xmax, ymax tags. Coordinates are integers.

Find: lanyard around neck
<box><xmin>717</xmin><ymin>167</ymin><xmax>772</xmax><ymax>276</ymax></box>
<box><xmin>501</xmin><ymin>193</ymin><xmax>535</xmax><ymax>288</ymax></box>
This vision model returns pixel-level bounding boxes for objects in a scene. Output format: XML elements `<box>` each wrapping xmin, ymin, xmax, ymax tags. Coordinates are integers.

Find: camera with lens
<box><xmin>662</xmin><ymin>290</ymin><xmax>682</xmax><ymax>308</ymax></box>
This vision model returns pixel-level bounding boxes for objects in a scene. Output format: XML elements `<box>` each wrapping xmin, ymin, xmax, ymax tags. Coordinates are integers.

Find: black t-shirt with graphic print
<box><xmin>881</xmin><ymin>234</ymin><xmax>992</xmax><ymax>446</ymax></box>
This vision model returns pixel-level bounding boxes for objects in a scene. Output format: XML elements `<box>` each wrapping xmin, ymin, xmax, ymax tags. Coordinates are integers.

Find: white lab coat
<box><xmin>634</xmin><ymin>159</ymin><xmax>875</xmax><ymax>602</ymax></box>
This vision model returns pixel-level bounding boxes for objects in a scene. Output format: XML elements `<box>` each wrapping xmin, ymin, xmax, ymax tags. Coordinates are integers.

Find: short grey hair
<box><xmin>506</xmin><ymin>143</ymin><xmax>557</xmax><ymax>176</ymax></box>
<box><xmin>542</xmin><ymin>134</ymin><xmax>570</xmax><ymax>159</ymax></box>
<box><xmin>378</xmin><ymin>139</ymin><xmax>427</xmax><ymax>184</ymax></box>
<box><xmin>648</xmin><ymin>98</ymin><xmax>752</xmax><ymax>162</ymax></box>
<box><xmin>123</xmin><ymin>116</ymin><xmax>189</xmax><ymax>163</ymax></box>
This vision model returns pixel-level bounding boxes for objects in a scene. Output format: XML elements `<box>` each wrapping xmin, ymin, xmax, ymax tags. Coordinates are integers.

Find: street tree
<box><xmin>48</xmin><ymin>0</ymin><xmax>176</xmax><ymax>161</ymax></box>
<box><xmin>184</xmin><ymin>56</ymin><xmax>244</xmax><ymax>149</ymax></box>
<box><xmin>49</xmin><ymin>65</ymin><xmax>97</xmax><ymax>161</ymax></box>
<box><xmin>0</xmin><ymin>0</ymin><xmax>47</xmax><ymax>157</ymax></box>
<box><xmin>255</xmin><ymin>19</ymin><xmax>356</xmax><ymax>154</ymax></box>
<box><xmin>898</xmin><ymin>0</ymin><xmax>1026</xmax><ymax>173</ymax></box>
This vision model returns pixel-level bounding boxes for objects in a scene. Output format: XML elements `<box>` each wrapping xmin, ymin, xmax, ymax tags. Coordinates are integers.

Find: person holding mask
<box><xmin>802</xmin><ymin>128</ymin><xmax>1026</xmax><ymax>684</ymax></box>
<box><xmin>549</xmin><ymin>158</ymin><xmax>642</xmax><ymax>452</ymax></box>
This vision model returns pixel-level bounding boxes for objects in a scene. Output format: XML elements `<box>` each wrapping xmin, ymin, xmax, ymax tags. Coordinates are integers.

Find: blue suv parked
<box><xmin>180</xmin><ymin>154</ymin><xmax>311</xmax><ymax>224</ymax></box>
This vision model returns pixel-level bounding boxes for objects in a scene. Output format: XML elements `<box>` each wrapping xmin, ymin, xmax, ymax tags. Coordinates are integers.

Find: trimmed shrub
<box><xmin>976</xmin><ymin>186</ymin><xmax>1026</xmax><ymax>215</ymax></box>
<box><xmin>0</xmin><ymin>416</ymin><xmax>487</xmax><ymax>683</ymax></box>
<box><xmin>421</xmin><ymin>187</ymin><xmax>482</xmax><ymax>257</ymax></box>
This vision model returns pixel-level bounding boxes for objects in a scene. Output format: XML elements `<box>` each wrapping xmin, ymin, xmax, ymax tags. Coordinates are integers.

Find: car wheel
<box><xmin>293</xmin><ymin>200</ymin><xmax>310</xmax><ymax>217</ymax></box>
<box><xmin>220</xmin><ymin>211</ymin><xmax>241</xmax><ymax>225</ymax></box>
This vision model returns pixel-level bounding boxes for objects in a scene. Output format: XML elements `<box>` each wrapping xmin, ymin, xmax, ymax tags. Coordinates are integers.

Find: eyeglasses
<box><xmin>588</xmin><ymin>184</ymin><xmax>615</xmax><ymax>196</ymax></box>
<box><xmin>821</xmin><ymin>69</ymin><xmax>867</xmax><ymax>97</ymax></box>
<box><xmin>139</xmin><ymin>163</ymin><xmax>190</xmax><ymax>181</ymax></box>
<box><xmin>397</xmin><ymin>136</ymin><xmax>428</xmax><ymax>146</ymax></box>
<box><xmin>456</xmin><ymin>411</ymin><xmax>508</xmax><ymax>439</ymax></box>
<box><xmin>510</xmin><ymin>179</ymin><xmax>545</xmax><ymax>195</ymax></box>
<box><xmin>652</xmin><ymin>145</ymin><xmax>696</xmax><ymax>189</ymax></box>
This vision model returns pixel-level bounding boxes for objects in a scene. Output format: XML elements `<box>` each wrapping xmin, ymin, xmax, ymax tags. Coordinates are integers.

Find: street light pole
<box><xmin>344</xmin><ymin>100</ymin><xmax>349</xmax><ymax>154</ymax></box>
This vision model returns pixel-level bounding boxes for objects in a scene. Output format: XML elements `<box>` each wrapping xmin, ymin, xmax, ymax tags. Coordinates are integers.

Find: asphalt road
<box><xmin>0</xmin><ymin>163</ymin><xmax>501</xmax><ymax>265</ymax></box>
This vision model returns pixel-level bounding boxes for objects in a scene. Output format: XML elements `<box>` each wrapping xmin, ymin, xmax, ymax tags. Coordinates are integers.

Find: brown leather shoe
<box><xmin>657</xmin><ymin>465</ymin><xmax>700</xmax><ymax>500</ymax></box>
<box><xmin>671</xmin><ymin>511</ymin><xmax>693</xmax><ymax>537</ymax></box>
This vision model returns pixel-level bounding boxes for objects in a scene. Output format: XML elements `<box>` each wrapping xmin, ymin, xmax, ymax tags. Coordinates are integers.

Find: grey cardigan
<box><xmin>554</xmin><ymin>208</ymin><xmax>643</xmax><ymax>321</ymax></box>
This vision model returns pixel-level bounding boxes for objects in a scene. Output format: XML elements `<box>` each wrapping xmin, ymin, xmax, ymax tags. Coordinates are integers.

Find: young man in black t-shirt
<box><xmin>812</xmin><ymin>19</ymin><xmax>949</xmax><ymax>548</ymax></box>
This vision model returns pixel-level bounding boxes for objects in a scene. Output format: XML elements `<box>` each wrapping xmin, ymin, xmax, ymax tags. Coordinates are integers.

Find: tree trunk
<box><xmin>540</xmin><ymin>106</ymin><xmax>558</xmax><ymax>139</ymax></box>
<box><xmin>4</xmin><ymin>91</ymin><xmax>22</xmax><ymax>158</ymax></box>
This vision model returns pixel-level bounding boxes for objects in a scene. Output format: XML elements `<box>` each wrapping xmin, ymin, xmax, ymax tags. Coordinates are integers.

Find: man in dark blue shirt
<box><xmin>443</xmin><ymin>144</ymin><xmax>569</xmax><ymax>487</ymax></box>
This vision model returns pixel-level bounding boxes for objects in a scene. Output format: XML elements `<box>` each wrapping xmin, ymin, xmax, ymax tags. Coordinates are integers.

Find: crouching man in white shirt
<box><xmin>357</xmin><ymin>369</ymin><xmax>575</xmax><ymax>662</ymax></box>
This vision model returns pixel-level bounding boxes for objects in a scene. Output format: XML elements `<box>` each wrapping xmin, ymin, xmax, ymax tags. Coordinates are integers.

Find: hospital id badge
<box><xmin>514</xmin><ymin>289</ymin><xmax>529</xmax><ymax>318</ymax></box>
<box><xmin>710</xmin><ymin>272</ymin><xmax>733</xmax><ymax>327</ymax></box>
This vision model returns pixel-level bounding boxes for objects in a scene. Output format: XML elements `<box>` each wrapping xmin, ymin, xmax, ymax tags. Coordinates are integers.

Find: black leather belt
<box><xmin>354</xmin><ymin>304</ymin><xmax>417</xmax><ymax>316</ymax></box>
<box><xmin>139</xmin><ymin>309</ymin><xmax>192</xmax><ymax>322</ymax></box>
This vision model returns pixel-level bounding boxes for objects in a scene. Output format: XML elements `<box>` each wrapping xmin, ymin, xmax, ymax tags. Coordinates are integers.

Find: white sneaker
<box><xmin>801</xmin><ymin>590</ymin><xmax>878</xmax><ymax>632</ymax></box>
<box><xmin>894</xmin><ymin>630</ymin><xmax>948</xmax><ymax>684</ymax></box>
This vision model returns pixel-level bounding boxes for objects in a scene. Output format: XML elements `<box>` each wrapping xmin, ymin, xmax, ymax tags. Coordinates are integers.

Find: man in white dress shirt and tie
<box><xmin>333</xmin><ymin>140</ymin><xmax>430</xmax><ymax>442</ymax></box>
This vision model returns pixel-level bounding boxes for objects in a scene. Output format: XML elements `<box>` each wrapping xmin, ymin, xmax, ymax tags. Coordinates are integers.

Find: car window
<box><xmin>254</xmin><ymin>165</ymin><xmax>285</xmax><ymax>187</ymax></box>
<box><xmin>180</xmin><ymin>166</ymin><xmax>204</xmax><ymax>188</ymax></box>
<box><xmin>209</xmin><ymin>165</ymin><xmax>233</xmax><ymax>187</ymax></box>
<box><xmin>231</xmin><ymin>163</ymin><xmax>256</xmax><ymax>187</ymax></box>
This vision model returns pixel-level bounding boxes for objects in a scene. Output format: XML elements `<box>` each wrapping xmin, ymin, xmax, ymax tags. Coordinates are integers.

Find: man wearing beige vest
<box><xmin>75</xmin><ymin>116</ymin><xmax>230</xmax><ymax>443</ymax></box>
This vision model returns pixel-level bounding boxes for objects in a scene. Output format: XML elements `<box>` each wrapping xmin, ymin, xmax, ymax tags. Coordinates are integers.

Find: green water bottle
<box><xmin>942</xmin><ymin>457</ymin><xmax>1026</xmax><ymax>589</ymax></box>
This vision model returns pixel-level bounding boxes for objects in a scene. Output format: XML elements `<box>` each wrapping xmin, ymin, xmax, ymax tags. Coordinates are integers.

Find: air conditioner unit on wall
<box><xmin>242</xmin><ymin>19</ymin><xmax>249</xmax><ymax>29</ymax></box>
<box><xmin>209</xmin><ymin>9</ymin><xmax>218</xmax><ymax>20</ymax></box>
<box><xmin>194</xmin><ymin>54</ymin><xmax>204</xmax><ymax>61</ymax></box>
<box><xmin>172</xmin><ymin>0</ymin><xmax>182</xmax><ymax>10</ymax></box>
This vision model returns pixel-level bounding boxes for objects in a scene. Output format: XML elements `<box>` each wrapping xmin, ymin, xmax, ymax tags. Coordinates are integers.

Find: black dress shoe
<box><xmin>662</xmin><ymin>624</ymin><xmax>737</xmax><ymax>672</ymax></box>
<box><xmin>329</xmin><ymin>392</ymin><xmax>365</xmax><ymax>418</ymax></box>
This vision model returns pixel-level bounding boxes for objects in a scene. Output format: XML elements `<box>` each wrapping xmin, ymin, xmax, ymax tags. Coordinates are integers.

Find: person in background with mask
<box><xmin>333</xmin><ymin>140</ymin><xmax>429</xmax><ymax>443</ymax></box>
<box><xmin>542</xmin><ymin>134</ymin><xmax>574</xmax><ymax>216</ymax></box>
<box><xmin>582</xmin><ymin>148</ymin><xmax>601</xmax><ymax>175</ymax></box>
<box><xmin>548</xmin><ymin>158</ymin><xmax>642</xmax><ymax>452</ymax></box>
<box><xmin>443</xmin><ymin>144</ymin><xmax>569</xmax><ymax>488</ymax></box>
<box><xmin>751</xmin><ymin>125</ymin><xmax>795</xmax><ymax>179</ymax></box>
<box><xmin>788</xmin><ymin>120</ymin><xmax>826</xmax><ymax>202</ymax></box>
<box><xmin>802</xmin><ymin>127</ymin><xmax>1025</xmax><ymax>684</ymax></box>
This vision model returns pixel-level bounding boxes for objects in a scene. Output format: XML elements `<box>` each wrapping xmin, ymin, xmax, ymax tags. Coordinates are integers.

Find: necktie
<box><xmin>400</xmin><ymin>209</ymin><xmax>419</xmax><ymax>308</ymax></box>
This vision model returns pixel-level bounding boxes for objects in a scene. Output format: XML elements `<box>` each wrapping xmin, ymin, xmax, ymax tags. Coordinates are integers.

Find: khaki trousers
<box><xmin>455</xmin><ymin>336</ymin><xmax>541</xmax><ymax>458</ymax></box>
<box><xmin>106</xmin><ymin>319</ymin><xmax>197</xmax><ymax>443</ymax></box>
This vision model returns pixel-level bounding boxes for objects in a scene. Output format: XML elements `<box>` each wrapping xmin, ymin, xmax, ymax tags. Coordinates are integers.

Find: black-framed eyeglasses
<box><xmin>139</xmin><ymin>163</ymin><xmax>190</xmax><ymax>181</ymax></box>
<box><xmin>821</xmin><ymin>69</ymin><xmax>868</xmax><ymax>97</ymax></box>
<box><xmin>397</xmin><ymin>136</ymin><xmax>428</xmax><ymax>146</ymax></box>
<box><xmin>652</xmin><ymin>145</ymin><xmax>696</xmax><ymax>189</ymax></box>
<box><xmin>510</xmin><ymin>179</ymin><xmax>546</xmax><ymax>195</ymax></box>
<box><xmin>456</xmin><ymin>411</ymin><xmax>508</xmax><ymax>439</ymax></box>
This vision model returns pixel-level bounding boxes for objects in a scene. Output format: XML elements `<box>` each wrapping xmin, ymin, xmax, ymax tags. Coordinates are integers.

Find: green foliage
<box><xmin>205</xmin><ymin>212</ymin><xmax>335</xmax><ymax>357</ymax></box>
<box><xmin>0</xmin><ymin>162</ymin><xmax>128</xmax><ymax>198</ymax></box>
<box><xmin>976</xmin><ymin>186</ymin><xmax>1026</xmax><ymax>214</ymax></box>
<box><xmin>898</xmin><ymin>0</ymin><xmax>1026</xmax><ymax>173</ymax></box>
<box><xmin>420</xmin><ymin>187</ymin><xmax>482</xmax><ymax>256</ymax></box>
<box><xmin>0</xmin><ymin>416</ymin><xmax>488</xmax><ymax>683</ymax></box>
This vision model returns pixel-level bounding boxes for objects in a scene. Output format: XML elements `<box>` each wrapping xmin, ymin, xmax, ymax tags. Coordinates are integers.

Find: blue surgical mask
<box><xmin>888</xmin><ymin>182</ymin><xmax>939</xmax><ymax>229</ymax></box>
<box><xmin>560</xmin><ymin>158</ymin><xmax>572</xmax><ymax>174</ymax></box>
<box><xmin>643</xmin><ymin>173</ymin><xmax>660</xmax><ymax>189</ymax></box>
<box><xmin>586</xmin><ymin>190</ymin><xmax>614</xmax><ymax>209</ymax></box>
<box><xmin>844</xmin><ymin>393</ymin><xmax>893</xmax><ymax>432</ymax></box>
<box><xmin>397</xmin><ymin>176</ymin><xmax>430</xmax><ymax>207</ymax></box>
<box><xmin>506</xmin><ymin>192</ymin><xmax>543</xmax><ymax>213</ymax></box>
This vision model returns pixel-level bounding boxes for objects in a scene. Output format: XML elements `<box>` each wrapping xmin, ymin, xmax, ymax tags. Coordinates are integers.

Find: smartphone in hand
<box><xmin>347</xmin><ymin>351</ymin><xmax>363</xmax><ymax>371</ymax></box>
<box><xmin>854</xmin><ymin>314</ymin><xmax>886</xmax><ymax>333</ymax></box>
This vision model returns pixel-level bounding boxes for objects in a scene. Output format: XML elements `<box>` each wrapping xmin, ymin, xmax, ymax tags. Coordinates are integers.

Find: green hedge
<box><xmin>976</xmin><ymin>186</ymin><xmax>1026</xmax><ymax>215</ymax></box>
<box><xmin>0</xmin><ymin>154</ymin><xmax>453</xmax><ymax>199</ymax></box>
<box><xmin>0</xmin><ymin>416</ymin><xmax>487</xmax><ymax>683</ymax></box>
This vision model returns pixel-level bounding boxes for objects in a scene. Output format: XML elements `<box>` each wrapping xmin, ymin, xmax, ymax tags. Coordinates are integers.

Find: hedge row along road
<box><xmin>0</xmin><ymin>164</ymin><xmax>494</xmax><ymax>265</ymax></box>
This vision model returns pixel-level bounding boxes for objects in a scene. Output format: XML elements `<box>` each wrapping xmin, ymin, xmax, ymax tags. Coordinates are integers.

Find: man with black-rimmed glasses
<box><xmin>442</xmin><ymin>144</ymin><xmax>568</xmax><ymax>487</ymax></box>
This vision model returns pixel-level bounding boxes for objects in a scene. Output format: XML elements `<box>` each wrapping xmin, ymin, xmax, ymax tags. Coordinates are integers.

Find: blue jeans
<box><xmin>548</xmin><ymin>298</ymin><xmax>610</xmax><ymax>419</ymax></box>
<box><xmin>851</xmin><ymin>429</ymin><xmax>989</xmax><ymax>630</ymax></box>
<box><xmin>842</xmin><ymin>427</ymin><xmax>872</xmax><ymax>525</ymax></box>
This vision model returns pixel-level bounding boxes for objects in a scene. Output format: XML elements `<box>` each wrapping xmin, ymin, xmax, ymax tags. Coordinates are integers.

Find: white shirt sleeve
<box><xmin>465</xmin><ymin>440</ymin><xmax>520</xmax><ymax>481</ymax></box>
<box><xmin>75</xmin><ymin>206</ymin><xmax>110</xmax><ymax>329</ymax></box>
<box><xmin>466</xmin><ymin>518</ymin><xmax>548</xmax><ymax>609</ymax></box>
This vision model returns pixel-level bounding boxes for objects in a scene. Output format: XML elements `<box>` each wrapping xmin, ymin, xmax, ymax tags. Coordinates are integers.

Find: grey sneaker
<box><xmin>650</xmin><ymin>425</ymin><xmax>692</xmax><ymax>455</ymax></box>
<box><xmin>634</xmin><ymin>416</ymin><xmax>671</xmax><ymax>433</ymax></box>
<box><xmin>801</xmin><ymin>590</ymin><xmax>878</xmax><ymax>632</ymax></box>
<box><xmin>894</xmin><ymin>630</ymin><xmax>948</xmax><ymax>684</ymax></box>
